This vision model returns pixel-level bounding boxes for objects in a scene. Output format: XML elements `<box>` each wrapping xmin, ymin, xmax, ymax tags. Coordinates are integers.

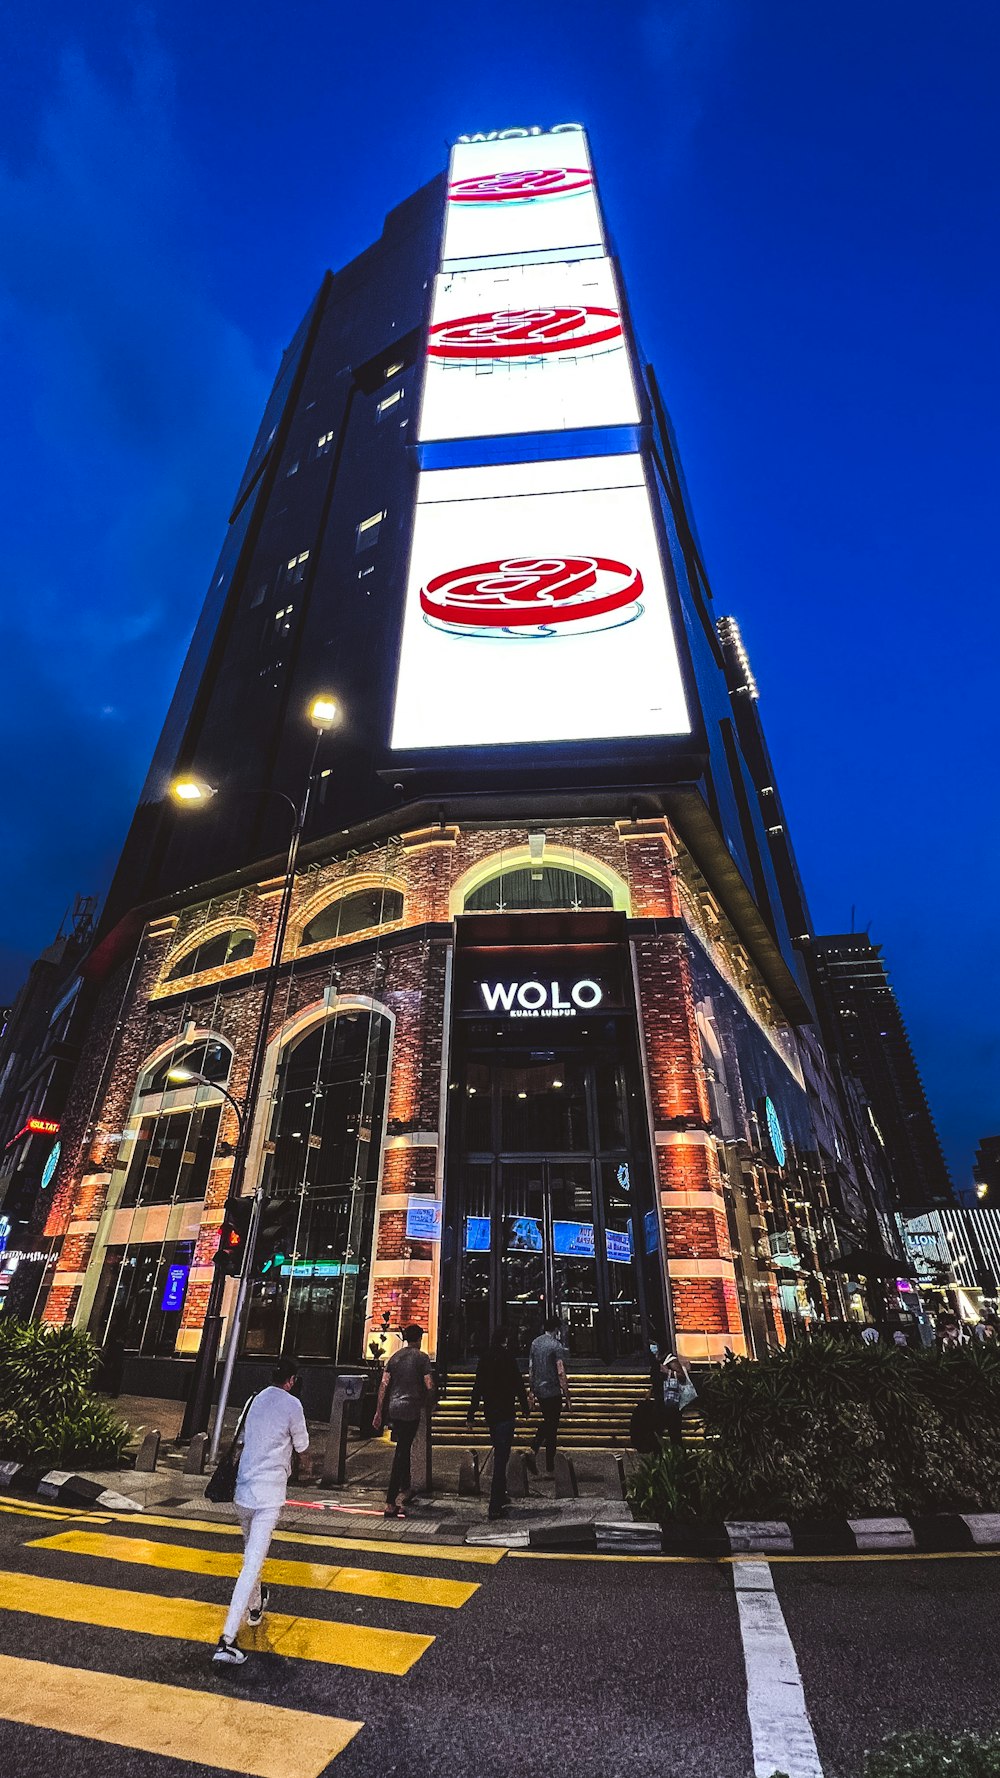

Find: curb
<box><xmin>466</xmin><ymin>1513</ymin><xmax>1000</xmax><ymax>1557</ymax></box>
<box><xmin>0</xmin><ymin>1461</ymin><xmax>142</xmax><ymax>1513</ymax></box>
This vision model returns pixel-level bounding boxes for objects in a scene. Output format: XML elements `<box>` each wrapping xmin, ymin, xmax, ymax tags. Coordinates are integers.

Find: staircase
<box><xmin>433</xmin><ymin>1368</ymin><xmax>651</xmax><ymax>1448</ymax></box>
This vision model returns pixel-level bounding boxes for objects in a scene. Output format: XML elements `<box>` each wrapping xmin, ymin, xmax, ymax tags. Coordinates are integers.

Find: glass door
<box><xmin>548</xmin><ymin>1160</ymin><xmax>601</xmax><ymax>1358</ymax></box>
<box><xmin>499</xmin><ymin>1162</ymin><xmax>546</xmax><ymax>1358</ymax></box>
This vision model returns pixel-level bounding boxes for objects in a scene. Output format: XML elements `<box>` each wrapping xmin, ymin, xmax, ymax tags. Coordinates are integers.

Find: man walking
<box><xmin>213</xmin><ymin>1355</ymin><xmax>309</xmax><ymax>1665</ymax></box>
<box><xmin>467</xmin><ymin>1326</ymin><xmax>531</xmax><ymax>1519</ymax></box>
<box><xmin>373</xmin><ymin>1323</ymin><xmax>434</xmax><ymax>1517</ymax></box>
<box><xmin>528</xmin><ymin>1316</ymin><xmax>570</xmax><ymax>1473</ymax></box>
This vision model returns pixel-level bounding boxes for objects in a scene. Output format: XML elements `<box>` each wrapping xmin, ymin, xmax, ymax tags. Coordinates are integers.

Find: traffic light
<box><xmin>255</xmin><ymin>1198</ymin><xmax>297</xmax><ymax>1279</ymax></box>
<box><xmin>214</xmin><ymin>1199</ymin><xmax>253</xmax><ymax>1276</ymax></box>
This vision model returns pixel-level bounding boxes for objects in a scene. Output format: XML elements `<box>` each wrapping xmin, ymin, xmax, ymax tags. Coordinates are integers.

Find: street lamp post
<box><xmin>174</xmin><ymin>695</ymin><xmax>339</xmax><ymax>1446</ymax></box>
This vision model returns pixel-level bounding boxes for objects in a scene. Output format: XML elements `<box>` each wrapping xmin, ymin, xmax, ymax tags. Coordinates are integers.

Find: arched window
<box><xmin>166</xmin><ymin>928</ymin><xmax>255</xmax><ymax>982</ymax></box>
<box><xmin>119</xmin><ymin>1039</ymin><xmax>233</xmax><ymax>1208</ymax></box>
<box><xmin>245</xmin><ymin>1008</ymin><xmax>391</xmax><ymax>1364</ymax></box>
<box><xmin>464</xmin><ymin>865</ymin><xmax>613</xmax><ymax>914</ymax></box>
<box><xmin>301</xmin><ymin>888</ymin><xmax>403</xmax><ymax>947</ymax></box>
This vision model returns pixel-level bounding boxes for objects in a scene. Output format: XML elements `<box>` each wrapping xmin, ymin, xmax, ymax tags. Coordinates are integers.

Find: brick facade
<box><xmin>35</xmin><ymin>816</ymin><xmax>819</xmax><ymax>1366</ymax></box>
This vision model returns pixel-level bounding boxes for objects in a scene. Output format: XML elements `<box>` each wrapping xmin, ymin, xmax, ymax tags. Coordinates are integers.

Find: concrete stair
<box><xmin>434</xmin><ymin>1368</ymin><xmax>650</xmax><ymax>1448</ymax></box>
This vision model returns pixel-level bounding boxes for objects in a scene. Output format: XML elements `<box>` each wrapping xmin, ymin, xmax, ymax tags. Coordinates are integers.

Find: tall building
<box><xmin>975</xmin><ymin>1137</ymin><xmax>1000</xmax><ymax>1200</ymax></box>
<box><xmin>19</xmin><ymin>124</ymin><xmax>878</xmax><ymax>1393</ymax></box>
<box><xmin>808</xmin><ymin>935</ymin><xmax>953</xmax><ymax>1209</ymax></box>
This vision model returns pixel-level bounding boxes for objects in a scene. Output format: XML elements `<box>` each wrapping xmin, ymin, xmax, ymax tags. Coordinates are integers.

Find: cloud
<box><xmin>0</xmin><ymin>24</ymin><xmax>269</xmax><ymax>988</ymax></box>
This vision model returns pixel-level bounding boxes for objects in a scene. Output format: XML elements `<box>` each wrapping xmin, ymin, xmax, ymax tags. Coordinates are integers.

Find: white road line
<box><xmin>733</xmin><ymin>1560</ymin><xmax>824</xmax><ymax>1778</ymax></box>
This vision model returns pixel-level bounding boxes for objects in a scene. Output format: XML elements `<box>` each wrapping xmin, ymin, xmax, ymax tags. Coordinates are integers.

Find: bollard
<box><xmin>458</xmin><ymin>1450</ymin><xmax>481</xmax><ymax>1496</ymax></box>
<box><xmin>184</xmin><ymin>1432</ymin><xmax>209</xmax><ymax>1475</ymax></box>
<box><xmin>321</xmin><ymin>1373</ymin><xmax>366</xmax><ymax>1488</ymax></box>
<box><xmin>135</xmin><ymin>1429</ymin><xmax>160</xmax><ymax>1473</ymax></box>
<box><xmin>553</xmin><ymin>1452</ymin><xmax>578</xmax><ymax>1498</ymax></box>
<box><xmin>506</xmin><ymin>1449</ymin><xmax>529</xmax><ymax>1498</ymax></box>
<box><xmin>411</xmin><ymin>1406</ymin><xmax>433</xmax><ymax>1496</ymax></box>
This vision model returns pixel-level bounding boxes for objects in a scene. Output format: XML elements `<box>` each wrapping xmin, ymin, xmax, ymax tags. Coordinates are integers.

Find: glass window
<box><xmin>119</xmin><ymin>1104</ymin><xmax>222</xmax><ymax>1208</ymax></box>
<box><xmin>301</xmin><ymin>888</ymin><xmax>402</xmax><ymax>947</ymax></box>
<box><xmin>90</xmin><ymin>1240</ymin><xmax>195</xmax><ymax>1355</ymax></box>
<box><xmin>243</xmin><ymin>1011</ymin><xmax>391</xmax><ymax>1362</ymax></box>
<box><xmin>355</xmin><ymin>511</ymin><xmax>384</xmax><ymax>551</ymax></box>
<box><xmin>465</xmin><ymin>867</ymin><xmax>613</xmax><ymax>914</ymax></box>
<box><xmin>142</xmin><ymin>1038</ymin><xmax>232</xmax><ymax>1095</ymax></box>
<box><xmin>377</xmin><ymin>389</ymin><xmax>403</xmax><ymax>417</ymax></box>
<box><xmin>166</xmin><ymin>929</ymin><xmax>255</xmax><ymax>982</ymax></box>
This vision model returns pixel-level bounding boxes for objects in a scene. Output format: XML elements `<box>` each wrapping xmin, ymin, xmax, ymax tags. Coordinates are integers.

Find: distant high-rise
<box><xmin>975</xmin><ymin>1136</ymin><xmax>1000</xmax><ymax>1200</ymax></box>
<box><xmin>808</xmin><ymin>935</ymin><xmax>952</xmax><ymax>1208</ymax></box>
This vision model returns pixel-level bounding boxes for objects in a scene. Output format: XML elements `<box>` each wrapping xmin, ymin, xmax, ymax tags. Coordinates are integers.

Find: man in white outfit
<box><xmin>213</xmin><ymin>1356</ymin><xmax>310</xmax><ymax>1664</ymax></box>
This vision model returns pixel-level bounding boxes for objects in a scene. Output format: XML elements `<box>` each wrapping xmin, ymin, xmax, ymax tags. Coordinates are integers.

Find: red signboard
<box><xmin>449</xmin><ymin>167</ymin><xmax>592</xmax><ymax>204</ymax></box>
<box><xmin>426</xmin><ymin>305</ymin><xmax>622</xmax><ymax>361</ymax></box>
<box><xmin>419</xmin><ymin>555</ymin><xmax>643</xmax><ymax>634</ymax></box>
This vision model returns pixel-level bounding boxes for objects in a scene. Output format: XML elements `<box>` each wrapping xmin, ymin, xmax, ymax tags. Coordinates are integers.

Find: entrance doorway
<box><xmin>443</xmin><ymin>1025</ymin><xmax>662</xmax><ymax>1364</ymax></box>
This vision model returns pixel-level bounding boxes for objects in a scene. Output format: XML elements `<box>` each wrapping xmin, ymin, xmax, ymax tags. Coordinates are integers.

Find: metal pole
<box><xmin>208</xmin><ymin>1185</ymin><xmax>263</xmax><ymax>1461</ymax></box>
<box><xmin>181</xmin><ymin>734</ymin><xmax>323</xmax><ymax>1441</ymax></box>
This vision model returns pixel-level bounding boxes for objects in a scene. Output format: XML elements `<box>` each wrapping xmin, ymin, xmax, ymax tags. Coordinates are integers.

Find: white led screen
<box><xmin>443</xmin><ymin>129</ymin><xmax>604</xmax><ymax>266</ymax></box>
<box><xmin>418</xmin><ymin>256</ymin><xmax>640</xmax><ymax>442</ymax></box>
<box><xmin>389</xmin><ymin>455</ymin><xmax>691</xmax><ymax>750</ymax></box>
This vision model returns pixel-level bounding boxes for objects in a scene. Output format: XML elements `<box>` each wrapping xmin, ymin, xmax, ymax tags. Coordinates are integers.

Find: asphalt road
<box><xmin>0</xmin><ymin>1498</ymin><xmax>997</xmax><ymax>1778</ymax></box>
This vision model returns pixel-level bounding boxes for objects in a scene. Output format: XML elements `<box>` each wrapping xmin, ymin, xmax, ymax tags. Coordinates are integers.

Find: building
<box><xmin>898</xmin><ymin>1206</ymin><xmax>1000</xmax><ymax>1321</ymax></box>
<box><xmin>974</xmin><ymin>1136</ymin><xmax>1000</xmax><ymax>1201</ymax></box>
<box><xmin>0</xmin><ymin>900</ymin><xmax>97</xmax><ymax>1310</ymax></box>
<box><xmin>807</xmin><ymin>935</ymin><xmax>953</xmax><ymax>1210</ymax></box>
<box><xmin>21</xmin><ymin>124</ymin><xmax>871</xmax><ymax>1395</ymax></box>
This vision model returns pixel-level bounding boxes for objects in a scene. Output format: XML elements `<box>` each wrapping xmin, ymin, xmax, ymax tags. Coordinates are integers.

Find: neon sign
<box><xmin>6</xmin><ymin>1117</ymin><xmax>60</xmax><ymax>1148</ymax></box>
<box><xmin>479</xmin><ymin>978</ymin><xmax>603</xmax><ymax>1017</ymax></box>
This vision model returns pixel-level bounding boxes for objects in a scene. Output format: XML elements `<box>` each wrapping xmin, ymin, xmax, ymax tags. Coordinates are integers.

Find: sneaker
<box><xmin>246</xmin><ymin>1586</ymin><xmax>270</xmax><ymax>1628</ymax></box>
<box><xmin>212</xmin><ymin>1636</ymin><xmax>247</xmax><ymax>1665</ymax></box>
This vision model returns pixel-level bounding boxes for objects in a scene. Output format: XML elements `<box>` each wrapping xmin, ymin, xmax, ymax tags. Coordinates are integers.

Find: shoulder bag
<box><xmin>205</xmin><ymin>1393</ymin><xmax>256</xmax><ymax>1504</ymax></box>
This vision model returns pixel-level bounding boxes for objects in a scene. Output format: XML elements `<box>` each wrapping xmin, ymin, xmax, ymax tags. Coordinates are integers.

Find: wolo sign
<box><xmin>479</xmin><ymin>978</ymin><xmax>603</xmax><ymax>1018</ymax></box>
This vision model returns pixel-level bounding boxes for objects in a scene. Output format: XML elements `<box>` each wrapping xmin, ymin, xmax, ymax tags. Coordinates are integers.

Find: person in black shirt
<box><xmin>467</xmin><ymin>1326</ymin><xmax>531</xmax><ymax>1520</ymax></box>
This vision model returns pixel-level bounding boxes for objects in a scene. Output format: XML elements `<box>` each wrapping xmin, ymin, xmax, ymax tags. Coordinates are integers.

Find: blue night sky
<box><xmin>2</xmin><ymin>3</ymin><xmax>998</xmax><ymax>1187</ymax></box>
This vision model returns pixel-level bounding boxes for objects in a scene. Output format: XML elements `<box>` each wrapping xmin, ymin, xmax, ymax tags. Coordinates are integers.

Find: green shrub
<box><xmin>0</xmin><ymin>1319</ymin><xmax>128</xmax><ymax>1467</ymax></box>
<box><xmin>627</xmin><ymin>1337</ymin><xmax>1000</xmax><ymax>1523</ymax></box>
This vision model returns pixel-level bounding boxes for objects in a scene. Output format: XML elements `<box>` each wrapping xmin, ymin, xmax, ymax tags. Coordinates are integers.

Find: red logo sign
<box><xmin>419</xmin><ymin>557</ymin><xmax>643</xmax><ymax>632</ymax></box>
<box><xmin>449</xmin><ymin>167</ymin><xmax>593</xmax><ymax>203</ymax></box>
<box><xmin>427</xmin><ymin>305</ymin><xmax>622</xmax><ymax>361</ymax></box>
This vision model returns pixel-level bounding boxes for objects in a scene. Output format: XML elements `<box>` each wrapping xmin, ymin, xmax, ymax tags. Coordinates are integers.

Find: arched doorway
<box><xmin>242</xmin><ymin>1006</ymin><xmax>391</xmax><ymax>1364</ymax></box>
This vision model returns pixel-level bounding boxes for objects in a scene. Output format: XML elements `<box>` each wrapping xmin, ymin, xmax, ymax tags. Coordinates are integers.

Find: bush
<box><xmin>0</xmin><ymin>1319</ymin><xmax>128</xmax><ymax>1467</ymax></box>
<box><xmin>628</xmin><ymin>1336</ymin><xmax>1000</xmax><ymax>1523</ymax></box>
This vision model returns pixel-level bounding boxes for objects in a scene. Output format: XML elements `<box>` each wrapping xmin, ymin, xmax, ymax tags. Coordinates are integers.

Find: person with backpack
<box><xmin>212</xmin><ymin>1355</ymin><xmax>310</xmax><ymax>1666</ymax></box>
<box><xmin>659</xmin><ymin>1353</ymin><xmax>696</xmax><ymax>1447</ymax></box>
<box><xmin>373</xmin><ymin>1323</ymin><xmax>435</xmax><ymax>1517</ymax></box>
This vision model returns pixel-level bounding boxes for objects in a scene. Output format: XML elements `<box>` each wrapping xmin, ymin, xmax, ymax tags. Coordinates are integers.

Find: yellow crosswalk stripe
<box><xmin>31</xmin><ymin>1529</ymin><xmax>479</xmax><ymax>1608</ymax></box>
<box><xmin>104</xmin><ymin>1509</ymin><xmax>506</xmax><ymax>1564</ymax></box>
<box><xmin>0</xmin><ymin>1500</ymin><xmax>103</xmax><ymax>1521</ymax></box>
<box><xmin>0</xmin><ymin>1651</ymin><xmax>361</xmax><ymax>1778</ymax></box>
<box><xmin>0</xmin><ymin>1569</ymin><xmax>432</xmax><ymax>1674</ymax></box>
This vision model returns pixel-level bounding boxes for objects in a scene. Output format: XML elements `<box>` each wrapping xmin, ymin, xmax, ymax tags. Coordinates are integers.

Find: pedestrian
<box><xmin>373</xmin><ymin>1323</ymin><xmax>434</xmax><ymax>1518</ymax></box>
<box><xmin>892</xmin><ymin>1328</ymin><xmax>909</xmax><ymax>1349</ymax></box>
<box><xmin>660</xmin><ymin>1353</ymin><xmax>695</xmax><ymax>1446</ymax></box>
<box><xmin>860</xmin><ymin>1325</ymin><xmax>880</xmax><ymax>1346</ymax></box>
<box><xmin>213</xmin><ymin>1355</ymin><xmax>310</xmax><ymax>1666</ymax></box>
<box><xmin>467</xmin><ymin>1325</ymin><xmax>531</xmax><ymax>1520</ymax></box>
<box><xmin>527</xmin><ymin>1315</ymin><xmax>571</xmax><ymax>1474</ymax></box>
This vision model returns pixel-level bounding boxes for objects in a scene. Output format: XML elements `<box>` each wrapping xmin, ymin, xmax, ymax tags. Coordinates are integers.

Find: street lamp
<box><xmin>173</xmin><ymin>693</ymin><xmax>340</xmax><ymax>1450</ymax></box>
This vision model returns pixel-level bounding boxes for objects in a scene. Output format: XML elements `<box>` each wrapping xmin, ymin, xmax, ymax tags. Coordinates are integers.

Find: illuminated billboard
<box><xmin>418</xmin><ymin>256</ymin><xmax>640</xmax><ymax>441</ymax></box>
<box><xmin>389</xmin><ymin>454</ymin><xmax>691</xmax><ymax>750</ymax></box>
<box><xmin>443</xmin><ymin>129</ymin><xmax>603</xmax><ymax>265</ymax></box>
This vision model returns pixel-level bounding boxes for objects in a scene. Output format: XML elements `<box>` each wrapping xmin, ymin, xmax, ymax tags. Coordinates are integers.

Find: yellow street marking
<box><xmin>105</xmin><ymin>1510</ymin><xmax>506</xmax><ymax>1564</ymax></box>
<box><xmin>0</xmin><ymin>1651</ymin><xmax>361</xmax><ymax>1777</ymax></box>
<box><xmin>0</xmin><ymin>1569</ymin><xmax>432</xmax><ymax>1674</ymax></box>
<box><xmin>0</xmin><ymin>1500</ymin><xmax>103</xmax><ymax>1521</ymax></box>
<box><xmin>32</xmin><ymin>1529</ymin><xmax>479</xmax><ymax>1608</ymax></box>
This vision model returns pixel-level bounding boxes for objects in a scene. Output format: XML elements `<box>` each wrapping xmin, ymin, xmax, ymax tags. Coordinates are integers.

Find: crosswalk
<box><xmin>0</xmin><ymin>1497</ymin><xmax>501</xmax><ymax>1777</ymax></box>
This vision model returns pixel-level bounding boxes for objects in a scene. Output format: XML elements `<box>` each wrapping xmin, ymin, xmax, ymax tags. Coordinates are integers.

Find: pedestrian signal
<box><xmin>214</xmin><ymin>1199</ymin><xmax>252</xmax><ymax>1276</ymax></box>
